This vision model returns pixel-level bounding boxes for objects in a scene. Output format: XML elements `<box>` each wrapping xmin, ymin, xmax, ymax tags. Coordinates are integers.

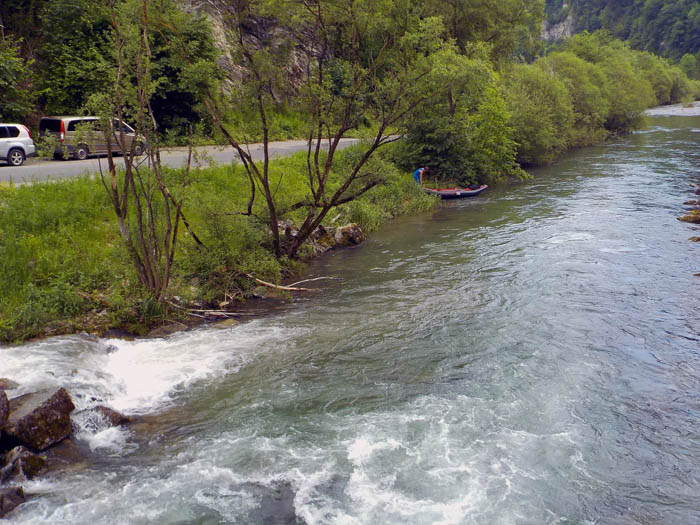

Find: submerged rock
<box><xmin>0</xmin><ymin>487</ymin><xmax>25</xmax><ymax>518</ymax></box>
<box><xmin>94</xmin><ymin>406</ymin><xmax>130</xmax><ymax>427</ymax></box>
<box><xmin>0</xmin><ymin>446</ymin><xmax>46</xmax><ymax>482</ymax></box>
<box><xmin>242</xmin><ymin>481</ymin><xmax>299</xmax><ymax>525</ymax></box>
<box><xmin>5</xmin><ymin>388</ymin><xmax>75</xmax><ymax>451</ymax></box>
<box><xmin>211</xmin><ymin>318</ymin><xmax>239</xmax><ymax>329</ymax></box>
<box><xmin>43</xmin><ymin>438</ymin><xmax>92</xmax><ymax>475</ymax></box>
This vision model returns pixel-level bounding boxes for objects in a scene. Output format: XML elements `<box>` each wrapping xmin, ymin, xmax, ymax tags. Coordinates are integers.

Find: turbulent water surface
<box><xmin>2</xmin><ymin>113</ymin><xmax>699</xmax><ymax>524</ymax></box>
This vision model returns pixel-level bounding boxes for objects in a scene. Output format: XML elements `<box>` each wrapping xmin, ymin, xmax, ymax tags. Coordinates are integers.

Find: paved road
<box><xmin>0</xmin><ymin>138</ymin><xmax>362</xmax><ymax>184</ymax></box>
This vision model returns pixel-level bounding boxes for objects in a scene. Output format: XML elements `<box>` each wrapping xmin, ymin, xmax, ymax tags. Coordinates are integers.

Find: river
<box><xmin>1</xmin><ymin>112</ymin><xmax>699</xmax><ymax>524</ymax></box>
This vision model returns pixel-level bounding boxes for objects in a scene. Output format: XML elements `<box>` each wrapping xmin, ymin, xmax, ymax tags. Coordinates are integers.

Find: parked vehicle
<box><xmin>38</xmin><ymin>116</ymin><xmax>145</xmax><ymax>160</ymax></box>
<box><xmin>0</xmin><ymin>124</ymin><xmax>36</xmax><ymax>166</ymax></box>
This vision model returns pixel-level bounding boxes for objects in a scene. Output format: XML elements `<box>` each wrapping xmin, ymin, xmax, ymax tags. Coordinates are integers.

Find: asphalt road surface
<box><xmin>0</xmin><ymin>138</ymin><xmax>362</xmax><ymax>184</ymax></box>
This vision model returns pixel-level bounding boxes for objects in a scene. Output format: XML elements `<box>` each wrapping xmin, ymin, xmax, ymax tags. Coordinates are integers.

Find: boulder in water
<box><xmin>92</xmin><ymin>406</ymin><xmax>131</xmax><ymax>427</ymax></box>
<box><xmin>0</xmin><ymin>390</ymin><xmax>8</xmax><ymax>434</ymax></box>
<box><xmin>310</xmin><ymin>225</ymin><xmax>337</xmax><ymax>254</ymax></box>
<box><xmin>5</xmin><ymin>388</ymin><xmax>75</xmax><ymax>451</ymax></box>
<box><xmin>334</xmin><ymin>223</ymin><xmax>366</xmax><ymax>247</ymax></box>
<box><xmin>0</xmin><ymin>379</ymin><xmax>19</xmax><ymax>391</ymax></box>
<box><xmin>0</xmin><ymin>446</ymin><xmax>46</xmax><ymax>482</ymax></box>
<box><xmin>0</xmin><ymin>487</ymin><xmax>25</xmax><ymax>518</ymax></box>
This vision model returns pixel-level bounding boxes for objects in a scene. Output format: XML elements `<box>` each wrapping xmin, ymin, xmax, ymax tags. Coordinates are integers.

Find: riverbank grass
<box><xmin>0</xmin><ymin>147</ymin><xmax>434</xmax><ymax>342</ymax></box>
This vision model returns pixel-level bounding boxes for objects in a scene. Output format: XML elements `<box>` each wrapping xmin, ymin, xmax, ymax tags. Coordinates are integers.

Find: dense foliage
<box><xmin>545</xmin><ymin>0</ymin><xmax>700</xmax><ymax>65</ymax></box>
<box><xmin>0</xmin><ymin>148</ymin><xmax>433</xmax><ymax>341</ymax></box>
<box><xmin>0</xmin><ymin>0</ymin><xmax>218</xmax><ymax>136</ymax></box>
<box><xmin>0</xmin><ymin>37</ymin><xmax>33</xmax><ymax>121</ymax></box>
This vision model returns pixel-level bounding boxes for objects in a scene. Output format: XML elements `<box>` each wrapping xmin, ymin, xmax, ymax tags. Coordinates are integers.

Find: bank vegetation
<box><xmin>1</xmin><ymin>0</ymin><xmax>699</xmax><ymax>342</ymax></box>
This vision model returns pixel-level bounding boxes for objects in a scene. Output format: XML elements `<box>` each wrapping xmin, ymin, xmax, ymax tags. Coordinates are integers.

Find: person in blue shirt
<box><xmin>413</xmin><ymin>166</ymin><xmax>428</xmax><ymax>185</ymax></box>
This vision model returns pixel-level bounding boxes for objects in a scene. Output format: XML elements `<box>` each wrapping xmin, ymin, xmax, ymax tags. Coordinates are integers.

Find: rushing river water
<box><xmin>2</xmin><ymin>112</ymin><xmax>700</xmax><ymax>524</ymax></box>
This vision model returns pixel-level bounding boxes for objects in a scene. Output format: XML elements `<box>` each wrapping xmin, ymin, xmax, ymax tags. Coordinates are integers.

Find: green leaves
<box><xmin>0</xmin><ymin>37</ymin><xmax>34</xmax><ymax>121</ymax></box>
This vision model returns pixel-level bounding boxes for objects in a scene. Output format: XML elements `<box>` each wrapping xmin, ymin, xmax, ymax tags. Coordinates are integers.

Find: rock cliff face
<box><xmin>179</xmin><ymin>0</ymin><xmax>312</xmax><ymax>95</ymax></box>
<box><xmin>541</xmin><ymin>9</ymin><xmax>575</xmax><ymax>42</ymax></box>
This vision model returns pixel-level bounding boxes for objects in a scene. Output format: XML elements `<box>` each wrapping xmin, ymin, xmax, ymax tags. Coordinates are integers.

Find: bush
<box><xmin>503</xmin><ymin>63</ymin><xmax>574</xmax><ymax>165</ymax></box>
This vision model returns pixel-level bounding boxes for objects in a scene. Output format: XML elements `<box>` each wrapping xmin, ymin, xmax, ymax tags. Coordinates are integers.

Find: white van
<box><xmin>39</xmin><ymin>116</ymin><xmax>144</xmax><ymax>160</ymax></box>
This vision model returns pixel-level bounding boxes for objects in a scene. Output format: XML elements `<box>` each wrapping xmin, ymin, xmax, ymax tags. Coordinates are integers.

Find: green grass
<box><xmin>0</xmin><ymin>147</ymin><xmax>435</xmax><ymax>342</ymax></box>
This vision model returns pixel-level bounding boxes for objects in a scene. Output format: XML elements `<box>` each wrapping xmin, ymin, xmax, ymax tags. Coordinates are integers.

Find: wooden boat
<box><xmin>423</xmin><ymin>184</ymin><xmax>488</xmax><ymax>199</ymax></box>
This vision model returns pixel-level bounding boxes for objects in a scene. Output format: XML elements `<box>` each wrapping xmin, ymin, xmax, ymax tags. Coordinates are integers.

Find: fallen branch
<box><xmin>287</xmin><ymin>276</ymin><xmax>343</xmax><ymax>287</ymax></box>
<box><xmin>245</xmin><ymin>274</ymin><xmax>312</xmax><ymax>291</ymax></box>
<box><xmin>165</xmin><ymin>300</ymin><xmax>243</xmax><ymax>317</ymax></box>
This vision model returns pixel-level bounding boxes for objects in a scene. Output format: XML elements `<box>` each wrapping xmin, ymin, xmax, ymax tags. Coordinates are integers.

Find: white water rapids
<box><xmin>1</xmin><ymin>109</ymin><xmax>699</xmax><ymax>523</ymax></box>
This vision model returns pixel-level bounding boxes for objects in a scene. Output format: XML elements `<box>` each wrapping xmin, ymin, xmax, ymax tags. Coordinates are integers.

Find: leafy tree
<box><xmin>0</xmin><ymin>36</ymin><xmax>33</xmax><ymax>121</ymax></box>
<box><xmin>96</xmin><ymin>0</ymin><xmax>200</xmax><ymax>300</ymax></box>
<box><xmin>634</xmin><ymin>51</ymin><xmax>674</xmax><ymax>105</ymax></box>
<box><xmin>680</xmin><ymin>52</ymin><xmax>698</xmax><ymax>79</ymax></box>
<box><xmin>503</xmin><ymin>62</ymin><xmax>574</xmax><ymax>165</ymax></box>
<box><xmin>137</xmin><ymin>4</ymin><xmax>220</xmax><ymax>138</ymax></box>
<box><xmin>538</xmin><ymin>51</ymin><xmax>609</xmax><ymax>146</ymax></box>
<box><xmin>395</xmin><ymin>49</ymin><xmax>522</xmax><ymax>183</ymax></box>
<box><xmin>599</xmin><ymin>51</ymin><xmax>654</xmax><ymax>132</ymax></box>
<box><xmin>426</xmin><ymin>0</ymin><xmax>545</xmax><ymax>62</ymax></box>
<box><xmin>35</xmin><ymin>0</ymin><xmax>113</xmax><ymax>115</ymax></box>
<box><xmin>197</xmin><ymin>0</ymin><xmax>456</xmax><ymax>259</ymax></box>
<box><xmin>562</xmin><ymin>31</ymin><xmax>655</xmax><ymax>132</ymax></box>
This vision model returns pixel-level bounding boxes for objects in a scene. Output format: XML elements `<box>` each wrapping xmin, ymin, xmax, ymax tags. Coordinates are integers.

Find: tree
<box><xmin>197</xmin><ymin>0</ymin><xmax>454</xmax><ymax>259</ymax></box>
<box><xmin>0</xmin><ymin>36</ymin><xmax>33</xmax><ymax>121</ymax></box>
<box><xmin>35</xmin><ymin>0</ymin><xmax>113</xmax><ymax>115</ymax></box>
<box><xmin>98</xmin><ymin>0</ymin><xmax>196</xmax><ymax>300</ymax></box>
<box><xmin>680</xmin><ymin>52</ymin><xmax>698</xmax><ymax>80</ymax></box>
<box><xmin>503</xmin><ymin>62</ymin><xmax>574</xmax><ymax>165</ymax></box>
<box><xmin>395</xmin><ymin>48</ymin><xmax>522</xmax><ymax>183</ymax></box>
<box><xmin>425</xmin><ymin>0</ymin><xmax>545</xmax><ymax>63</ymax></box>
<box><xmin>538</xmin><ymin>51</ymin><xmax>609</xmax><ymax>147</ymax></box>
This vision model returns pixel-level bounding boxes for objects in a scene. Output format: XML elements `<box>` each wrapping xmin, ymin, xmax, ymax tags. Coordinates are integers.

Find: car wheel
<box><xmin>133</xmin><ymin>142</ymin><xmax>145</xmax><ymax>156</ymax></box>
<box><xmin>8</xmin><ymin>148</ymin><xmax>25</xmax><ymax>167</ymax></box>
<box><xmin>74</xmin><ymin>144</ymin><xmax>89</xmax><ymax>161</ymax></box>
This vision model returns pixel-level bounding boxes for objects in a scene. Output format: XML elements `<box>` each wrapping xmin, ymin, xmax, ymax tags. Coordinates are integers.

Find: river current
<box><xmin>1</xmin><ymin>112</ymin><xmax>699</xmax><ymax>524</ymax></box>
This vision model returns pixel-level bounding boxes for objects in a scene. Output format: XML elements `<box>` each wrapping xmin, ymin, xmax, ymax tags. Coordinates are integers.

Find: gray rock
<box><xmin>0</xmin><ymin>379</ymin><xmax>19</xmax><ymax>391</ymax></box>
<box><xmin>5</xmin><ymin>388</ymin><xmax>75</xmax><ymax>451</ymax></box>
<box><xmin>1</xmin><ymin>446</ymin><xmax>46</xmax><ymax>482</ymax></box>
<box><xmin>334</xmin><ymin>223</ymin><xmax>366</xmax><ymax>246</ymax></box>
<box><xmin>0</xmin><ymin>390</ymin><xmax>8</xmax><ymax>432</ymax></box>
<box><xmin>93</xmin><ymin>406</ymin><xmax>131</xmax><ymax>427</ymax></box>
<box><xmin>0</xmin><ymin>487</ymin><xmax>25</xmax><ymax>518</ymax></box>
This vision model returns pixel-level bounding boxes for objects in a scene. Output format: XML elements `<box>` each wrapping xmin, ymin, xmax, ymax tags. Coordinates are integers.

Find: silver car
<box><xmin>0</xmin><ymin>124</ymin><xmax>36</xmax><ymax>166</ymax></box>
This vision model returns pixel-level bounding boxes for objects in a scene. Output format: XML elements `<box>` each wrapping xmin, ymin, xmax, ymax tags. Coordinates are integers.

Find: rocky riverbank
<box><xmin>0</xmin><ymin>222</ymin><xmax>368</xmax><ymax>518</ymax></box>
<box><xmin>0</xmin><ymin>382</ymin><xmax>131</xmax><ymax>518</ymax></box>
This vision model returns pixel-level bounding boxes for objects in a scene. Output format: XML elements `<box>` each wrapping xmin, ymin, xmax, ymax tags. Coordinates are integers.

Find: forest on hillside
<box><xmin>545</xmin><ymin>0</ymin><xmax>700</xmax><ymax>70</ymax></box>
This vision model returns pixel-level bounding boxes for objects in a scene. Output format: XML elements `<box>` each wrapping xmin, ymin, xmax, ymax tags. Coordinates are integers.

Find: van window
<box><xmin>0</xmin><ymin>127</ymin><xmax>8</xmax><ymax>139</ymax></box>
<box><xmin>7</xmin><ymin>126</ymin><xmax>20</xmax><ymax>138</ymax></box>
<box><xmin>113</xmin><ymin>121</ymin><xmax>134</xmax><ymax>134</ymax></box>
<box><xmin>67</xmin><ymin>119</ymin><xmax>97</xmax><ymax>132</ymax></box>
<box><xmin>39</xmin><ymin>119</ymin><xmax>62</xmax><ymax>133</ymax></box>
